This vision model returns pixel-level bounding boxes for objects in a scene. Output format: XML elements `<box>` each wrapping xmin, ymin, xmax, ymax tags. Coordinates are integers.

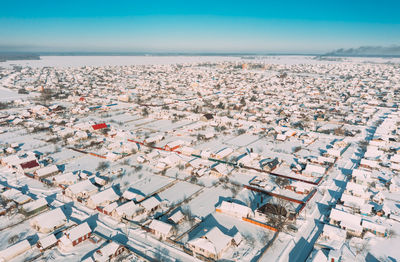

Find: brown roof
<box><xmin>20</xmin><ymin>160</ymin><xmax>40</xmax><ymax>169</ymax></box>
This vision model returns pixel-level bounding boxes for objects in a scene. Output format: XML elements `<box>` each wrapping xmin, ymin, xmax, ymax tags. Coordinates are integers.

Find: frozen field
<box><xmin>0</xmin><ymin>88</ymin><xmax>28</xmax><ymax>102</ymax></box>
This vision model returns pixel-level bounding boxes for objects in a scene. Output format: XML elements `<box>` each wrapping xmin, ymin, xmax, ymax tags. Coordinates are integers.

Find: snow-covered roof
<box><xmin>31</xmin><ymin>207</ymin><xmax>67</xmax><ymax>231</ymax></box>
<box><xmin>22</xmin><ymin>197</ymin><xmax>47</xmax><ymax>213</ymax></box>
<box><xmin>53</xmin><ymin>172</ymin><xmax>78</xmax><ymax>184</ymax></box>
<box><xmin>103</xmin><ymin>202</ymin><xmax>118</xmax><ymax>213</ymax></box>
<box><xmin>2</xmin><ymin>188</ymin><xmax>23</xmax><ymax>200</ymax></box>
<box><xmin>361</xmin><ymin>220</ymin><xmax>386</xmax><ymax>234</ymax></box>
<box><xmin>215</xmin><ymin>147</ymin><xmax>233</xmax><ymax>158</ymax></box>
<box><xmin>218</xmin><ymin>201</ymin><xmax>252</xmax><ymax>217</ymax></box>
<box><xmin>115</xmin><ymin>201</ymin><xmax>143</xmax><ymax>217</ymax></box>
<box><xmin>94</xmin><ymin>242</ymin><xmax>120</xmax><ymax>261</ymax></box>
<box><xmin>391</xmin><ymin>154</ymin><xmax>400</xmax><ymax>163</ymax></box>
<box><xmin>38</xmin><ymin>234</ymin><xmax>57</xmax><ymax>249</ymax></box>
<box><xmin>321</xmin><ymin>224</ymin><xmax>347</xmax><ymax>240</ymax></box>
<box><xmin>35</xmin><ymin>165</ymin><xmax>59</xmax><ymax>178</ymax></box>
<box><xmin>148</xmin><ymin>219</ymin><xmax>173</xmax><ymax>235</ymax></box>
<box><xmin>0</xmin><ymin>240</ymin><xmax>31</xmax><ymax>261</ymax></box>
<box><xmin>188</xmin><ymin>227</ymin><xmax>232</xmax><ymax>256</ymax></box>
<box><xmin>168</xmin><ymin>210</ymin><xmax>185</xmax><ymax>224</ymax></box>
<box><xmin>341</xmin><ymin>193</ymin><xmax>365</xmax><ymax>208</ymax></box>
<box><xmin>345</xmin><ymin>182</ymin><xmax>367</xmax><ymax>194</ymax></box>
<box><xmin>140</xmin><ymin>197</ymin><xmax>160</xmax><ymax>211</ymax></box>
<box><xmin>212</xmin><ymin>163</ymin><xmax>232</xmax><ymax>176</ymax></box>
<box><xmin>67</xmin><ymin>180</ymin><xmax>98</xmax><ymax>195</ymax></box>
<box><xmin>1</xmin><ymin>155</ymin><xmax>20</xmax><ymax>166</ymax></box>
<box><xmin>351</xmin><ymin>169</ymin><xmax>373</xmax><ymax>183</ymax></box>
<box><xmin>330</xmin><ymin>208</ymin><xmax>362</xmax><ymax>232</ymax></box>
<box><xmin>122</xmin><ymin>189</ymin><xmax>145</xmax><ymax>202</ymax></box>
<box><xmin>304</xmin><ymin>164</ymin><xmax>326</xmax><ymax>175</ymax></box>
<box><xmin>89</xmin><ymin>187</ymin><xmax>119</xmax><ymax>206</ymax></box>
<box><xmin>360</xmin><ymin>159</ymin><xmax>378</xmax><ymax>168</ymax></box>
<box><xmin>66</xmin><ymin>222</ymin><xmax>91</xmax><ymax>242</ymax></box>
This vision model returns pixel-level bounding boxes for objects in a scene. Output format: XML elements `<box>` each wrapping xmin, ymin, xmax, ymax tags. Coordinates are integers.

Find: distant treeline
<box><xmin>0</xmin><ymin>53</ymin><xmax>40</xmax><ymax>62</ymax></box>
<box><xmin>323</xmin><ymin>45</ymin><xmax>400</xmax><ymax>58</ymax></box>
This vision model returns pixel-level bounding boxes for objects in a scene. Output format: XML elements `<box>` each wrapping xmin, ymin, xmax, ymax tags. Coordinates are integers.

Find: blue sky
<box><xmin>1</xmin><ymin>0</ymin><xmax>399</xmax><ymax>53</ymax></box>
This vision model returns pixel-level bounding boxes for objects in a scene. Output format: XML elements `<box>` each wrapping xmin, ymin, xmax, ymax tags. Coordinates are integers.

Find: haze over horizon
<box><xmin>1</xmin><ymin>0</ymin><xmax>400</xmax><ymax>54</ymax></box>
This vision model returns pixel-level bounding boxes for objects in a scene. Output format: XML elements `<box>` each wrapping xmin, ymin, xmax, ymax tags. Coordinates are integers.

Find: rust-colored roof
<box><xmin>20</xmin><ymin>160</ymin><xmax>40</xmax><ymax>169</ymax></box>
<box><xmin>92</xmin><ymin>123</ymin><xmax>107</xmax><ymax>130</ymax></box>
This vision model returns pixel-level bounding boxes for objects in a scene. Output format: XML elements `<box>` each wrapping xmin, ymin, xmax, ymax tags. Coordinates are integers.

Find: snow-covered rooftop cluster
<box><xmin>0</xmin><ymin>55</ymin><xmax>399</xmax><ymax>261</ymax></box>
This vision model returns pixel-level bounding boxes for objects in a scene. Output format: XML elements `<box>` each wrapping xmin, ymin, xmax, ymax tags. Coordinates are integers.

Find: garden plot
<box><xmin>0</xmin><ymin>219</ymin><xmax>37</xmax><ymax>251</ymax></box>
<box><xmin>142</xmin><ymin>119</ymin><xmax>192</xmax><ymax>132</ymax></box>
<box><xmin>129</xmin><ymin>173</ymin><xmax>174</xmax><ymax>197</ymax></box>
<box><xmin>0</xmin><ymin>87</ymin><xmax>28</xmax><ymax>101</ymax></box>
<box><xmin>50</xmin><ymin>148</ymin><xmax>83</xmax><ymax>164</ymax></box>
<box><xmin>194</xmin><ymin>137</ymin><xmax>233</xmax><ymax>152</ymax></box>
<box><xmin>158</xmin><ymin>181</ymin><xmax>202</xmax><ymax>206</ymax></box>
<box><xmin>23</xmin><ymin>142</ymin><xmax>56</xmax><ymax>155</ymax></box>
<box><xmin>197</xmin><ymin>174</ymin><xmax>220</xmax><ymax>187</ymax></box>
<box><xmin>0</xmin><ymin>128</ymin><xmax>27</xmax><ymax>142</ymax></box>
<box><xmin>7</xmin><ymin>171</ymin><xmax>60</xmax><ymax>197</ymax></box>
<box><xmin>3</xmin><ymin>135</ymin><xmax>48</xmax><ymax>152</ymax></box>
<box><xmin>224</xmin><ymin>134</ymin><xmax>260</xmax><ymax>148</ymax></box>
<box><xmin>164</xmin><ymin>167</ymin><xmax>191</xmax><ymax>180</ymax></box>
<box><xmin>305</xmin><ymin>136</ymin><xmax>335</xmax><ymax>155</ymax></box>
<box><xmin>63</xmin><ymin>154</ymin><xmax>106</xmax><ymax>173</ymax></box>
<box><xmin>97</xmin><ymin>112</ymin><xmax>141</xmax><ymax>124</ymax></box>
<box><xmin>125</xmin><ymin>118</ymin><xmax>156</xmax><ymax>128</ymax></box>
<box><xmin>229</xmin><ymin>169</ymin><xmax>259</xmax><ymax>185</ymax></box>
<box><xmin>181</xmin><ymin>186</ymin><xmax>233</xmax><ymax>219</ymax></box>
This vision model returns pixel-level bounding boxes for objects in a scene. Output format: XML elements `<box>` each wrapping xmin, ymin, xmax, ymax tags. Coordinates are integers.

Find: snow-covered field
<box><xmin>0</xmin><ymin>88</ymin><xmax>28</xmax><ymax>102</ymax></box>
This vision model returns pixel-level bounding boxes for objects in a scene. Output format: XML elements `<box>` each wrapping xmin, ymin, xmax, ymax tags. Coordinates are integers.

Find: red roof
<box><xmin>20</xmin><ymin>160</ymin><xmax>40</xmax><ymax>169</ymax></box>
<box><xmin>92</xmin><ymin>123</ymin><xmax>108</xmax><ymax>130</ymax></box>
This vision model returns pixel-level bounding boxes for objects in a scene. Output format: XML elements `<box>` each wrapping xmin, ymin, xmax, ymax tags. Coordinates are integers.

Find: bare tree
<box><xmin>8</xmin><ymin>234</ymin><xmax>19</xmax><ymax>245</ymax></box>
<box><xmin>96</xmin><ymin>161</ymin><xmax>110</xmax><ymax>171</ymax></box>
<box><xmin>274</xmin><ymin>177</ymin><xmax>290</xmax><ymax>189</ymax></box>
<box><xmin>259</xmin><ymin>198</ymin><xmax>294</xmax><ymax>232</ymax></box>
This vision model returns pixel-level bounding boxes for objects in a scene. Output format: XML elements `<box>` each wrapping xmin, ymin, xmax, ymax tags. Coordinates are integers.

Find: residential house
<box><xmin>168</xmin><ymin>210</ymin><xmax>185</xmax><ymax>224</ymax></box>
<box><xmin>329</xmin><ymin>208</ymin><xmax>363</xmax><ymax>237</ymax></box>
<box><xmin>214</xmin><ymin>148</ymin><xmax>233</xmax><ymax>160</ymax></box>
<box><xmin>140</xmin><ymin>197</ymin><xmax>161</xmax><ymax>214</ymax></box>
<box><xmin>36</xmin><ymin>234</ymin><xmax>57</xmax><ymax>252</ymax></box>
<box><xmin>53</xmin><ymin>172</ymin><xmax>79</xmax><ymax>187</ymax></box>
<box><xmin>34</xmin><ymin>165</ymin><xmax>60</xmax><ymax>180</ymax></box>
<box><xmin>20</xmin><ymin>197</ymin><xmax>48</xmax><ymax>216</ymax></box>
<box><xmin>93</xmin><ymin>242</ymin><xmax>126</xmax><ymax>262</ymax></box>
<box><xmin>259</xmin><ymin>158</ymin><xmax>280</xmax><ymax>172</ymax></box>
<box><xmin>31</xmin><ymin>207</ymin><xmax>67</xmax><ymax>233</ymax></box>
<box><xmin>216</xmin><ymin>201</ymin><xmax>253</xmax><ymax>219</ymax></box>
<box><xmin>58</xmin><ymin>222</ymin><xmax>92</xmax><ymax>250</ymax></box>
<box><xmin>86</xmin><ymin>187</ymin><xmax>119</xmax><ymax>209</ymax></box>
<box><xmin>64</xmin><ymin>180</ymin><xmax>98</xmax><ymax>200</ymax></box>
<box><xmin>112</xmin><ymin>201</ymin><xmax>144</xmax><ymax>221</ymax></box>
<box><xmin>16</xmin><ymin>158</ymin><xmax>40</xmax><ymax>174</ymax></box>
<box><xmin>148</xmin><ymin>219</ymin><xmax>175</xmax><ymax>240</ymax></box>
<box><xmin>361</xmin><ymin>220</ymin><xmax>386</xmax><ymax>237</ymax></box>
<box><xmin>187</xmin><ymin>227</ymin><xmax>240</xmax><ymax>260</ymax></box>
<box><xmin>210</xmin><ymin>163</ymin><xmax>233</xmax><ymax>177</ymax></box>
